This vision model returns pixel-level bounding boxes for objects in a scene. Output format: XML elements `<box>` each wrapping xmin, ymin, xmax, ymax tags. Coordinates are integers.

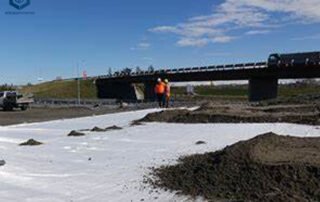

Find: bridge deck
<box><xmin>96</xmin><ymin>63</ymin><xmax>320</xmax><ymax>83</ymax></box>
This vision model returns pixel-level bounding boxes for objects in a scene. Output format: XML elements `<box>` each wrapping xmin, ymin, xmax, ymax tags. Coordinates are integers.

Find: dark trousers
<box><xmin>156</xmin><ymin>93</ymin><xmax>165</xmax><ymax>108</ymax></box>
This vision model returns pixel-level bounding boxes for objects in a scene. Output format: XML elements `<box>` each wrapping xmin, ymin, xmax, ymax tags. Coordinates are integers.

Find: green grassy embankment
<box><xmin>172</xmin><ymin>84</ymin><xmax>320</xmax><ymax>98</ymax></box>
<box><xmin>21</xmin><ymin>80</ymin><xmax>97</xmax><ymax>99</ymax></box>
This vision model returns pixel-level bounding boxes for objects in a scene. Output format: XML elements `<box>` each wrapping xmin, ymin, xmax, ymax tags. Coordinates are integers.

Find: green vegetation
<box><xmin>172</xmin><ymin>85</ymin><xmax>248</xmax><ymax>97</ymax></box>
<box><xmin>0</xmin><ymin>84</ymin><xmax>15</xmax><ymax>91</ymax></box>
<box><xmin>278</xmin><ymin>84</ymin><xmax>320</xmax><ymax>97</ymax></box>
<box><xmin>21</xmin><ymin>80</ymin><xmax>97</xmax><ymax>99</ymax></box>
<box><xmin>172</xmin><ymin>83</ymin><xmax>320</xmax><ymax>98</ymax></box>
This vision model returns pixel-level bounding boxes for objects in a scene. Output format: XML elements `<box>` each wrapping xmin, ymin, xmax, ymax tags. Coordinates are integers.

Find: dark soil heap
<box><xmin>105</xmin><ymin>125</ymin><xmax>122</xmax><ymax>130</ymax></box>
<box><xmin>68</xmin><ymin>130</ymin><xmax>85</xmax><ymax>137</ymax></box>
<box><xmin>90</xmin><ymin>125</ymin><xmax>122</xmax><ymax>132</ymax></box>
<box><xmin>137</xmin><ymin>103</ymin><xmax>320</xmax><ymax>125</ymax></box>
<box><xmin>150</xmin><ymin>133</ymin><xmax>320</xmax><ymax>202</ymax></box>
<box><xmin>19</xmin><ymin>139</ymin><xmax>43</xmax><ymax>146</ymax></box>
<box><xmin>91</xmin><ymin>127</ymin><xmax>107</xmax><ymax>132</ymax></box>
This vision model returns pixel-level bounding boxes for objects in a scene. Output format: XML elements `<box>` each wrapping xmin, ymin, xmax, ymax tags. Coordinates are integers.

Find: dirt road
<box><xmin>0</xmin><ymin>106</ymin><xmax>128</xmax><ymax>126</ymax></box>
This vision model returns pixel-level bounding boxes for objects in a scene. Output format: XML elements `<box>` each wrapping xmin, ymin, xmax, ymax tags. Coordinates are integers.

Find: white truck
<box><xmin>0</xmin><ymin>91</ymin><xmax>33</xmax><ymax>111</ymax></box>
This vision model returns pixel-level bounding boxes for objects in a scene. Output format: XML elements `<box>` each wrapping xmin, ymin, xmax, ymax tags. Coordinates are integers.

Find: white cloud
<box><xmin>150</xmin><ymin>0</ymin><xmax>320</xmax><ymax>47</ymax></box>
<box><xmin>131</xmin><ymin>42</ymin><xmax>151</xmax><ymax>50</ymax></box>
<box><xmin>177</xmin><ymin>38</ymin><xmax>209</xmax><ymax>47</ymax></box>
<box><xmin>291</xmin><ymin>34</ymin><xmax>320</xmax><ymax>41</ymax></box>
<box><xmin>138</xmin><ymin>42</ymin><xmax>150</xmax><ymax>49</ymax></box>
<box><xmin>211</xmin><ymin>36</ymin><xmax>235</xmax><ymax>43</ymax></box>
<box><xmin>245</xmin><ymin>30</ymin><xmax>270</xmax><ymax>35</ymax></box>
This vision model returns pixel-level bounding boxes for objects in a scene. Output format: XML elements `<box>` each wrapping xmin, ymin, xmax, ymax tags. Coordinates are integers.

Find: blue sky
<box><xmin>0</xmin><ymin>0</ymin><xmax>320</xmax><ymax>84</ymax></box>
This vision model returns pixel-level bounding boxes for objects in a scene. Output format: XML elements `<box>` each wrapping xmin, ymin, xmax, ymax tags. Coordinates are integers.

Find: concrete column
<box><xmin>96</xmin><ymin>79</ymin><xmax>137</xmax><ymax>100</ymax></box>
<box><xmin>249</xmin><ymin>77</ymin><xmax>278</xmax><ymax>102</ymax></box>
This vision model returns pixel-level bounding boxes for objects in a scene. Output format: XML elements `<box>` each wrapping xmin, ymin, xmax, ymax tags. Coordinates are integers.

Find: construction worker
<box><xmin>164</xmin><ymin>79</ymin><xmax>171</xmax><ymax>108</ymax></box>
<box><xmin>154</xmin><ymin>78</ymin><xmax>165</xmax><ymax>108</ymax></box>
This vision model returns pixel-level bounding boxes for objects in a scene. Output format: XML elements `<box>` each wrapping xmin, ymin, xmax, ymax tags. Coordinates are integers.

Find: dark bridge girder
<box><xmin>95</xmin><ymin>64</ymin><xmax>320</xmax><ymax>102</ymax></box>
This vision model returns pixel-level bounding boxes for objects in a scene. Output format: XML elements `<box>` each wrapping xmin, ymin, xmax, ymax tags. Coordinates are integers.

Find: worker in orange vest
<box><xmin>164</xmin><ymin>79</ymin><xmax>171</xmax><ymax>108</ymax></box>
<box><xmin>154</xmin><ymin>78</ymin><xmax>166</xmax><ymax>108</ymax></box>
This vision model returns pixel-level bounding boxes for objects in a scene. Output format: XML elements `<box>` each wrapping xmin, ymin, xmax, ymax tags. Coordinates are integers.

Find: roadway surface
<box><xmin>0</xmin><ymin>107</ymin><xmax>128</xmax><ymax>126</ymax></box>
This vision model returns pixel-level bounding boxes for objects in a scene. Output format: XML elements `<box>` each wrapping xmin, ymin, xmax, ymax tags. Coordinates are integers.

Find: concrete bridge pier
<box><xmin>96</xmin><ymin>80</ymin><xmax>138</xmax><ymax>100</ymax></box>
<box><xmin>249</xmin><ymin>77</ymin><xmax>278</xmax><ymax>102</ymax></box>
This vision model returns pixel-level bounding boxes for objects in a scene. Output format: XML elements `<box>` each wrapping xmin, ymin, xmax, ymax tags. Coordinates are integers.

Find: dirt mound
<box><xmin>19</xmin><ymin>139</ymin><xmax>43</xmax><ymax>146</ymax></box>
<box><xmin>0</xmin><ymin>160</ymin><xmax>6</xmax><ymax>166</ymax></box>
<box><xmin>90</xmin><ymin>125</ymin><xmax>122</xmax><ymax>132</ymax></box>
<box><xmin>105</xmin><ymin>125</ymin><xmax>122</xmax><ymax>130</ymax></box>
<box><xmin>195</xmin><ymin>141</ymin><xmax>206</xmax><ymax>145</ymax></box>
<box><xmin>139</xmin><ymin>109</ymin><xmax>189</xmax><ymax>123</ymax></box>
<box><xmin>91</xmin><ymin>127</ymin><xmax>107</xmax><ymax>132</ymax></box>
<box><xmin>68</xmin><ymin>130</ymin><xmax>85</xmax><ymax>137</ymax></box>
<box><xmin>137</xmin><ymin>103</ymin><xmax>320</xmax><ymax>125</ymax></box>
<box><xmin>149</xmin><ymin>133</ymin><xmax>320</xmax><ymax>201</ymax></box>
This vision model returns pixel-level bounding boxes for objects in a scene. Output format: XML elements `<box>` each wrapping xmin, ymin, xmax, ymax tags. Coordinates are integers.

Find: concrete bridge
<box><xmin>95</xmin><ymin>61</ymin><xmax>320</xmax><ymax>102</ymax></box>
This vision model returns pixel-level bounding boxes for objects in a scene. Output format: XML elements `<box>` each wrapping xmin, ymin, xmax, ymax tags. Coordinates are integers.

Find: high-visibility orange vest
<box><xmin>154</xmin><ymin>82</ymin><xmax>165</xmax><ymax>94</ymax></box>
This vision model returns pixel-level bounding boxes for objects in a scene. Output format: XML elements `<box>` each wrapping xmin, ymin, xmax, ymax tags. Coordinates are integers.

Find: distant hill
<box><xmin>21</xmin><ymin>79</ymin><xmax>97</xmax><ymax>99</ymax></box>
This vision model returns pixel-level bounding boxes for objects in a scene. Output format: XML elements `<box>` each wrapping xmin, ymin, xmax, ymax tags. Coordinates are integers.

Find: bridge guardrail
<box><xmin>68</xmin><ymin>60</ymin><xmax>320</xmax><ymax>81</ymax></box>
<box><xmin>94</xmin><ymin>61</ymin><xmax>269</xmax><ymax>80</ymax></box>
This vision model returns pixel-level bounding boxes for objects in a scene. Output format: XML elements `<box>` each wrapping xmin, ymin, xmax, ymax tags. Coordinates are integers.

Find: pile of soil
<box><xmin>19</xmin><ymin>139</ymin><xmax>43</xmax><ymax>146</ymax></box>
<box><xmin>91</xmin><ymin>127</ymin><xmax>107</xmax><ymax>132</ymax></box>
<box><xmin>195</xmin><ymin>141</ymin><xmax>206</xmax><ymax>145</ymax></box>
<box><xmin>68</xmin><ymin>130</ymin><xmax>85</xmax><ymax>137</ymax></box>
<box><xmin>137</xmin><ymin>103</ymin><xmax>320</xmax><ymax>125</ymax></box>
<box><xmin>149</xmin><ymin>133</ymin><xmax>320</xmax><ymax>201</ymax></box>
<box><xmin>91</xmin><ymin>125</ymin><xmax>123</xmax><ymax>132</ymax></box>
<box><xmin>105</xmin><ymin>125</ymin><xmax>122</xmax><ymax>130</ymax></box>
<box><xmin>0</xmin><ymin>160</ymin><xmax>6</xmax><ymax>166</ymax></box>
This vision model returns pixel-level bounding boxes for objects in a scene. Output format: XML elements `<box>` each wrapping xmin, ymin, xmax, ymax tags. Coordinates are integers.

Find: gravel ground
<box><xmin>0</xmin><ymin>106</ymin><xmax>133</xmax><ymax>126</ymax></box>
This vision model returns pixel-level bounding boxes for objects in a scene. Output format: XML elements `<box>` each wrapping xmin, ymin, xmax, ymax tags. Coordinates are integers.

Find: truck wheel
<box><xmin>4</xmin><ymin>106</ymin><xmax>13</xmax><ymax>111</ymax></box>
<box><xmin>20</xmin><ymin>105</ymin><xmax>28</xmax><ymax>111</ymax></box>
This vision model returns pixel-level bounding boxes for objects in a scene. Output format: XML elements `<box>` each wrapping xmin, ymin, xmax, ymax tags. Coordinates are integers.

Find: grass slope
<box><xmin>21</xmin><ymin>80</ymin><xmax>97</xmax><ymax>99</ymax></box>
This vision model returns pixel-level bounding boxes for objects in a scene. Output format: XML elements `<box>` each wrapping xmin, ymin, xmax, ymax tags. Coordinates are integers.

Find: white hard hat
<box><xmin>157</xmin><ymin>78</ymin><xmax>161</xmax><ymax>82</ymax></box>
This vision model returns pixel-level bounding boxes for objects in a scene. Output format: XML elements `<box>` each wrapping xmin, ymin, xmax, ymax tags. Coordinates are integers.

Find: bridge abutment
<box><xmin>144</xmin><ymin>81</ymin><xmax>156</xmax><ymax>101</ymax></box>
<box><xmin>249</xmin><ymin>77</ymin><xmax>278</xmax><ymax>102</ymax></box>
<box><xmin>96</xmin><ymin>80</ymin><xmax>138</xmax><ymax>100</ymax></box>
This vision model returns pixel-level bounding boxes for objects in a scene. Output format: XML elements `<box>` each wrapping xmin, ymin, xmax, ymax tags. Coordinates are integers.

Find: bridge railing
<box><xmin>96</xmin><ymin>61</ymin><xmax>268</xmax><ymax>79</ymax></box>
<box><xmin>66</xmin><ymin>58</ymin><xmax>320</xmax><ymax>81</ymax></box>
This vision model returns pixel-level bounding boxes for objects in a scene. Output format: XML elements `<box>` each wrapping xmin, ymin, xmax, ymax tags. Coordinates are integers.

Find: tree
<box><xmin>148</xmin><ymin>65</ymin><xmax>154</xmax><ymax>72</ymax></box>
<box><xmin>0</xmin><ymin>84</ymin><xmax>15</xmax><ymax>91</ymax></box>
<box><xmin>121</xmin><ymin>67</ymin><xmax>132</xmax><ymax>75</ymax></box>
<box><xmin>108</xmin><ymin>67</ymin><xmax>112</xmax><ymax>76</ymax></box>
<box><xmin>135</xmin><ymin>66</ymin><xmax>142</xmax><ymax>73</ymax></box>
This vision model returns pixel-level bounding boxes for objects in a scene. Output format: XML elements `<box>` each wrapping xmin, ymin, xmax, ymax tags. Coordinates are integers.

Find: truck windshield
<box><xmin>6</xmin><ymin>92</ymin><xmax>16</xmax><ymax>97</ymax></box>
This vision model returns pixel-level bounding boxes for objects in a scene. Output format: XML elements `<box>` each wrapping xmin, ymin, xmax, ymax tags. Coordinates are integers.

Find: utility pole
<box><xmin>77</xmin><ymin>62</ymin><xmax>81</xmax><ymax>105</ymax></box>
